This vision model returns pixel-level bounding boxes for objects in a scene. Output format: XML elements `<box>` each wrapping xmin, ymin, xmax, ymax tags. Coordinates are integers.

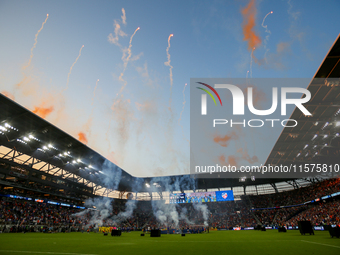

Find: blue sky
<box><xmin>0</xmin><ymin>0</ymin><xmax>339</xmax><ymax>177</ymax></box>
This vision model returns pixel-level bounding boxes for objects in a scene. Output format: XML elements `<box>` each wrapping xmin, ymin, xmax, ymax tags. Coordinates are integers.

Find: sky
<box><xmin>0</xmin><ymin>0</ymin><xmax>339</xmax><ymax>177</ymax></box>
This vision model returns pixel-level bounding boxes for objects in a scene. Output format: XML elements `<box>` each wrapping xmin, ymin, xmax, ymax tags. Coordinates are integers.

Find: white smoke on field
<box><xmin>152</xmin><ymin>199</ymin><xmax>179</xmax><ymax>228</ymax></box>
<box><xmin>148</xmin><ymin>175</ymin><xmax>197</xmax><ymax>228</ymax></box>
<box><xmin>179</xmin><ymin>207</ymin><xmax>193</xmax><ymax>225</ymax></box>
<box><xmin>111</xmin><ymin>178</ymin><xmax>143</xmax><ymax>224</ymax></box>
<box><xmin>74</xmin><ymin>197</ymin><xmax>113</xmax><ymax>227</ymax></box>
<box><xmin>73</xmin><ymin>159</ymin><xmax>123</xmax><ymax>227</ymax></box>
<box><xmin>192</xmin><ymin>202</ymin><xmax>210</xmax><ymax>226</ymax></box>
<box><xmin>72</xmin><ymin>209</ymin><xmax>90</xmax><ymax>217</ymax></box>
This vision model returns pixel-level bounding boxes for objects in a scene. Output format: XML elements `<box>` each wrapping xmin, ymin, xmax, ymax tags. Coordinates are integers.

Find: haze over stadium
<box><xmin>0</xmin><ymin>1</ymin><xmax>340</xmax><ymax>254</ymax></box>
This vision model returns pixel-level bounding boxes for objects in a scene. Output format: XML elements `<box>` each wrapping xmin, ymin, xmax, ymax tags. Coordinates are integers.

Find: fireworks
<box><xmin>65</xmin><ymin>45</ymin><xmax>84</xmax><ymax>91</ymax></box>
<box><xmin>23</xmin><ymin>14</ymin><xmax>49</xmax><ymax>70</ymax></box>
<box><xmin>164</xmin><ymin>34</ymin><xmax>174</xmax><ymax>111</ymax></box>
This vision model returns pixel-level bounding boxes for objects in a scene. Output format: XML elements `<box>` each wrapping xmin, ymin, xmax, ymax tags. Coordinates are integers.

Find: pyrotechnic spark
<box><xmin>164</xmin><ymin>34</ymin><xmax>174</xmax><ymax>111</ymax></box>
<box><xmin>23</xmin><ymin>14</ymin><xmax>49</xmax><ymax>70</ymax></box>
<box><xmin>65</xmin><ymin>45</ymin><xmax>84</xmax><ymax>91</ymax></box>
<box><xmin>117</xmin><ymin>27</ymin><xmax>140</xmax><ymax>95</ymax></box>
<box><xmin>262</xmin><ymin>11</ymin><xmax>273</xmax><ymax>46</ymax></box>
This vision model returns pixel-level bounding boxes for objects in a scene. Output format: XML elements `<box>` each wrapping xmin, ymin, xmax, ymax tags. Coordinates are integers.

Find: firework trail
<box><xmin>261</xmin><ymin>11</ymin><xmax>273</xmax><ymax>47</ymax></box>
<box><xmin>92</xmin><ymin>79</ymin><xmax>100</xmax><ymax>106</ymax></box>
<box><xmin>23</xmin><ymin>14</ymin><xmax>49</xmax><ymax>70</ymax></box>
<box><xmin>178</xmin><ymin>83</ymin><xmax>189</xmax><ymax>143</ymax></box>
<box><xmin>164</xmin><ymin>34</ymin><xmax>174</xmax><ymax>111</ymax></box>
<box><xmin>262</xmin><ymin>11</ymin><xmax>273</xmax><ymax>63</ymax></box>
<box><xmin>65</xmin><ymin>45</ymin><xmax>84</xmax><ymax>91</ymax></box>
<box><xmin>117</xmin><ymin>27</ymin><xmax>140</xmax><ymax>96</ymax></box>
<box><xmin>107</xmin><ymin>27</ymin><xmax>140</xmax><ymax>151</ymax></box>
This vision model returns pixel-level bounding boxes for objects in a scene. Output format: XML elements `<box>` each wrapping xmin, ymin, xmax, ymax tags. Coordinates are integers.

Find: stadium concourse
<box><xmin>1</xmin><ymin>32</ymin><xmax>340</xmax><ymax>242</ymax></box>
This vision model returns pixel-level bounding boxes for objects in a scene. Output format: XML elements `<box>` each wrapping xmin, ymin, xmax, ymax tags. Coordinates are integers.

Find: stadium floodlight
<box><xmin>0</xmin><ymin>126</ymin><xmax>7</xmax><ymax>132</ymax></box>
<box><xmin>4</xmin><ymin>123</ymin><xmax>10</xmax><ymax>128</ymax></box>
<box><xmin>64</xmin><ymin>152</ymin><xmax>68</xmax><ymax>156</ymax></box>
<box><xmin>59</xmin><ymin>154</ymin><xmax>62</xmax><ymax>157</ymax></box>
<box><xmin>43</xmin><ymin>146</ymin><xmax>48</xmax><ymax>150</ymax></box>
<box><xmin>239</xmin><ymin>177</ymin><xmax>246</xmax><ymax>182</ymax></box>
<box><xmin>322</xmin><ymin>122</ymin><xmax>329</xmax><ymax>130</ymax></box>
<box><xmin>23</xmin><ymin>137</ymin><xmax>30</xmax><ymax>142</ymax></box>
<box><xmin>89</xmin><ymin>165</ymin><xmax>93</xmax><ymax>169</ymax></box>
<box><xmin>145</xmin><ymin>183</ymin><xmax>150</xmax><ymax>188</ymax></box>
<box><xmin>48</xmin><ymin>144</ymin><xmax>53</xmax><ymax>148</ymax></box>
<box><xmin>72</xmin><ymin>160</ymin><xmax>76</xmax><ymax>164</ymax></box>
<box><xmin>77</xmin><ymin>159</ymin><xmax>81</xmax><ymax>163</ymax></box>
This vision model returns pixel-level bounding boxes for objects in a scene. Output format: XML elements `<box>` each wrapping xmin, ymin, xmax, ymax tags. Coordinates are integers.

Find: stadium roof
<box><xmin>265</xmin><ymin>34</ymin><xmax>340</xmax><ymax>174</ymax></box>
<box><xmin>0</xmin><ymin>95</ymin><xmax>136</xmax><ymax>194</ymax></box>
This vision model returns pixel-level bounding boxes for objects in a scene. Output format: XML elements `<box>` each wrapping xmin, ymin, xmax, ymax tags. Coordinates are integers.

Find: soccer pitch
<box><xmin>0</xmin><ymin>230</ymin><xmax>339</xmax><ymax>255</ymax></box>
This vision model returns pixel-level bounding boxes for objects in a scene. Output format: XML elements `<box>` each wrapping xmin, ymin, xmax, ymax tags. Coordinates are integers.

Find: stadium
<box><xmin>1</xmin><ymin>1</ymin><xmax>340</xmax><ymax>255</ymax></box>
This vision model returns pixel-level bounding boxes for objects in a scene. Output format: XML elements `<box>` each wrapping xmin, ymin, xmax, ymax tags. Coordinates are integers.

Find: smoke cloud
<box><xmin>241</xmin><ymin>0</ymin><xmax>261</xmax><ymax>51</ymax></box>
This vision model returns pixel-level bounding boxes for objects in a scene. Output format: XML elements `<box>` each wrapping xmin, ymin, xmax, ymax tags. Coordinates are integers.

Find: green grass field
<box><xmin>0</xmin><ymin>230</ymin><xmax>339</xmax><ymax>255</ymax></box>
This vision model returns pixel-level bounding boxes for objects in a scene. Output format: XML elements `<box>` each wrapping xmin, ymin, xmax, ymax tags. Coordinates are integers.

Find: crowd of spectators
<box><xmin>1</xmin><ymin>178</ymin><xmax>339</xmax><ymax>232</ymax></box>
<box><xmin>0</xmin><ymin>198</ymin><xmax>80</xmax><ymax>227</ymax></box>
<box><xmin>247</xmin><ymin>178</ymin><xmax>340</xmax><ymax>209</ymax></box>
<box><xmin>286</xmin><ymin>200</ymin><xmax>340</xmax><ymax>227</ymax></box>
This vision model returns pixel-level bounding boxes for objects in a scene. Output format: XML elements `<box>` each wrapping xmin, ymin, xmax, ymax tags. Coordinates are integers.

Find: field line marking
<box><xmin>0</xmin><ymin>251</ymin><xmax>98</xmax><ymax>255</ymax></box>
<box><xmin>301</xmin><ymin>240</ymin><xmax>340</xmax><ymax>249</ymax></box>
